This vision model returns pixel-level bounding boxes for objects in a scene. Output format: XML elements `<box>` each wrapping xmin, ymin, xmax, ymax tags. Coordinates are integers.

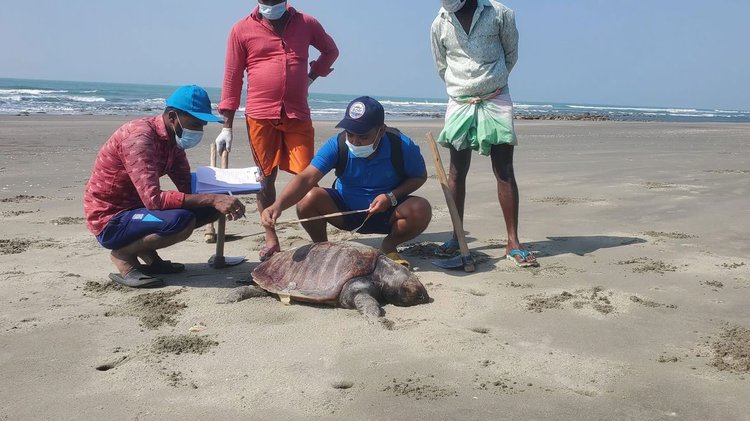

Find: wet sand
<box><xmin>1</xmin><ymin>116</ymin><xmax>749</xmax><ymax>420</ymax></box>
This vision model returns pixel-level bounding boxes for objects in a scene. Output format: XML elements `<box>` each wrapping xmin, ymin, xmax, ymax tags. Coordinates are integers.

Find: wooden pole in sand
<box><xmin>426</xmin><ymin>132</ymin><xmax>475</xmax><ymax>272</ymax></box>
<box><xmin>213</xmin><ymin>150</ymin><xmax>230</xmax><ymax>268</ymax></box>
<box><xmin>203</xmin><ymin>143</ymin><xmax>218</xmax><ymax>243</ymax></box>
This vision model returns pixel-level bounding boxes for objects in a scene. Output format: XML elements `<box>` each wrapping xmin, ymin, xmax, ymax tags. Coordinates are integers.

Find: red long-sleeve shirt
<box><xmin>218</xmin><ymin>6</ymin><xmax>339</xmax><ymax>120</ymax></box>
<box><xmin>83</xmin><ymin>116</ymin><xmax>191</xmax><ymax>235</ymax></box>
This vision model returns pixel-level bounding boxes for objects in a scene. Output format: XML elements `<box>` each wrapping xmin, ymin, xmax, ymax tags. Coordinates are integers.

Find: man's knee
<box><xmin>195</xmin><ymin>209</ymin><xmax>221</xmax><ymax>228</ymax></box>
<box><xmin>397</xmin><ymin>197</ymin><xmax>432</xmax><ymax>230</ymax></box>
<box><xmin>174</xmin><ymin>216</ymin><xmax>197</xmax><ymax>241</ymax></box>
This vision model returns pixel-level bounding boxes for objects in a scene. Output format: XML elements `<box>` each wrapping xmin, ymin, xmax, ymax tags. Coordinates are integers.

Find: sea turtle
<box><xmin>223</xmin><ymin>242</ymin><xmax>430</xmax><ymax>319</ymax></box>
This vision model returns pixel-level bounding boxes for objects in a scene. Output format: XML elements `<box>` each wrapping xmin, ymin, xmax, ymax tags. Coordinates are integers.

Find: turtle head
<box><xmin>388</xmin><ymin>275</ymin><xmax>430</xmax><ymax>307</ymax></box>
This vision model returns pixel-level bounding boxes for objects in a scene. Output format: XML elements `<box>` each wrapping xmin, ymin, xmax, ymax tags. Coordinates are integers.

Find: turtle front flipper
<box><xmin>340</xmin><ymin>277</ymin><xmax>383</xmax><ymax>318</ymax></box>
<box><xmin>353</xmin><ymin>293</ymin><xmax>383</xmax><ymax>318</ymax></box>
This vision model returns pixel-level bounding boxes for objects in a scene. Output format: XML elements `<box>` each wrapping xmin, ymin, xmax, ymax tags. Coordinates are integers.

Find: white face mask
<box><xmin>345</xmin><ymin>130</ymin><xmax>382</xmax><ymax>159</ymax></box>
<box><xmin>441</xmin><ymin>0</ymin><xmax>466</xmax><ymax>13</ymax></box>
<box><xmin>258</xmin><ymin>1</ymin><xmax>287</xmax><ymax>20</ymax></box>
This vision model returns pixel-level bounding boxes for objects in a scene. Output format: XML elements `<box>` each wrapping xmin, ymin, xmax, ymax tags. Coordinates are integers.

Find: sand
<box><xmin>1</xmin><ymin>116</ymin><xmax>749</xmax><ymax>420</ymax></box>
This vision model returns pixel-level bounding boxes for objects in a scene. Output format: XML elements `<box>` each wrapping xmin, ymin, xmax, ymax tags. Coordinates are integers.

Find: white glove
<box><xmin>215</xmin><ymin>127</ymin><xmax>232</xmax><ymax>154</ymax></box>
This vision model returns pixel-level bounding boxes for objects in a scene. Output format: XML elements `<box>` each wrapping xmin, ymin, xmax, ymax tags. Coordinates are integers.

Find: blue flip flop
<box><xmin>506</xmin><ymin>249</ymin><xmax>539</xmax><ymax>268</ymax></box>
<box><xmin>434</xmin><ymin>238</ymin><xmax>460</xmax><ymax>257</ymax></box>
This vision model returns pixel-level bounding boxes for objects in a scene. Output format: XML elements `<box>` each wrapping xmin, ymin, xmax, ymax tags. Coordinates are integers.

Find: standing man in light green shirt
<box><xmin>431</xmin><ymin>0</ymin><xmax>538</xmax><ymax>267</ymax></box>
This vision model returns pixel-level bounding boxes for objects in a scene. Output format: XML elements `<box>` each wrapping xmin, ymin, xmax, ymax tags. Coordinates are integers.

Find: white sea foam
<box><xmin>0</xmin><ymin>88</ymin><xmax>68</xmax><ymax>96</ymax></box>
<box><xmin>379</xmin><ymin>100</ymin><xmax>447</xmax><ymax>107</ymax></box>
<box><xmin>514</xmin><ymin>104</ymin><xmax>553</xmax><ymax>109</ymax></box>
<box><xmin>65</xmin><ymin>95</ymin><xmax>106</xmax><ymax>103</ymax></box>
<box><xmin>567</xmin><ymin>104</ymin><xmax>700</xmax><ymax>113</ymax></box>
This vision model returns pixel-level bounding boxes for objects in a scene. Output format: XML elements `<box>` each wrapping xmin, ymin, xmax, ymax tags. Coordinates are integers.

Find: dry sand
<box><xmin>1</xmin><ymin>116</ymin><xmax>749</xmax><ymax>420</ymax></box>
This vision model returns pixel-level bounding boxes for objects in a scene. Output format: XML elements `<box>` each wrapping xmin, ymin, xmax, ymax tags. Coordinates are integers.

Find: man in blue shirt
<box><xmin>261</xmin><ymin>96</ymin><xmax>432</xmax><ymax>268</ymax></box>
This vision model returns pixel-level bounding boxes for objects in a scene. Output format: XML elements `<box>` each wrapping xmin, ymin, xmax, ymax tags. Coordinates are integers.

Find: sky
<box><xmin>1</xmin><ymin>0</ymin><xmax>748</xmax><ymax>110</ymax></box>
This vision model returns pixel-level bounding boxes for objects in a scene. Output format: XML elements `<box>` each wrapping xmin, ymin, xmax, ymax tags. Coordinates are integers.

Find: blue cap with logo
<box><xmin>166</xmin><ymin>85</ymin><xmax>223</xmax><ymax>123</ymax></box>
<box><xmin>335</xmin><ymin>96</ymin><xmax>384</xmax><ymax>135</ymax></box>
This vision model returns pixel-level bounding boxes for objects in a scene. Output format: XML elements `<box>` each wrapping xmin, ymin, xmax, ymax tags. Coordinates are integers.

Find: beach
<box><xmin>1</xmin><ymin>116</ymin><xmax>749</xmax><ymax>420</ymax></box>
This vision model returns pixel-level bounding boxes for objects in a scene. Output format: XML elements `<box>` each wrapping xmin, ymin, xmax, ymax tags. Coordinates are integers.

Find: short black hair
<box><xmin>165</xmin><ymin>106</ymin><xmax>183</xmax><ymax>116</ymax></box>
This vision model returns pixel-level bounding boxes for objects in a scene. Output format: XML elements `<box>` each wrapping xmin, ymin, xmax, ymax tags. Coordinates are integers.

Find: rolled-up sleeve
<box><xmin>500</xmin><ymin>9</ymin><xmax>519</xmax><ymax>73</ymax></box>
<box><xmin>219</xmin><ymin>25</ymin><xmax>248</xmax><ymax>112</ymax></box>
<box><xmin>122</xmin><ymin>135</ymin><xmax>185</xmax><ymax>210</ymax></box>
<box><xmin>308</xmin><ymin>17</ymin><xmax>339</xmax><ymax>77</ymax></box>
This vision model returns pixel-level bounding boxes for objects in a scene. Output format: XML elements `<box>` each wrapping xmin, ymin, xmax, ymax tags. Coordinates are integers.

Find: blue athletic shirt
<box><xmin>310</xmin><ymin>131</ymin><xmax>427</xmax><ymax>211</ymax></box>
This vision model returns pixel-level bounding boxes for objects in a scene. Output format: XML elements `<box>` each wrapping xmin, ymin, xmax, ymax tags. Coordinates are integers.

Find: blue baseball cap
<box><xmin>335</xmin><ymin>96</ymin><xmax>384</xmax><ymax>135</ymax></box>
<box><xmin>165</xmin><ymin>85</ymin><xmax>223</xmax><ymax>123</ymax></box>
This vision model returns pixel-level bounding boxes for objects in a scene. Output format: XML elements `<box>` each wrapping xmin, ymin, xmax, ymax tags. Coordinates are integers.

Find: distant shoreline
<box><xmin>9</xmin><ymin>111</ymin><xmax>750</xmax><ymax>124</ymax></box>
<box><xmin>3</xmin><ymin>78</ymin><xmax>750</xmax><ymax>124</ymax></box>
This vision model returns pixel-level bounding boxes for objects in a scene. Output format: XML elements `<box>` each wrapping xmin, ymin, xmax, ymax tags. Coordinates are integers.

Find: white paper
<box><xmin>195</xmin><ymin>166</ymin><xmax>262</xmax><ymax>194</ymax></box>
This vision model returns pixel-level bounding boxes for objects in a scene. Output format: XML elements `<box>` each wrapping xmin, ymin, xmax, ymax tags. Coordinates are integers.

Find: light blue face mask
<box><xmin>174</xmin><ymin>115</ymin><xmax>203</xmax><ymax>150</ymax></box>
<box><xmin>258</xmin><ymin>1</ymin><xmax>287</xmax><ymax>20</ymax></box>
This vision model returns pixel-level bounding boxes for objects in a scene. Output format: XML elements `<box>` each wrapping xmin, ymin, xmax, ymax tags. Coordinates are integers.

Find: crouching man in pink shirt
<box><xmin>216</xmin><ymin>0</ymin><xmax>339</xmax><ymax>262</ymax></box>
<box><xmin>84</xmin><ymin>85</ymin><xmax>245</xmax><ymax>288</ymax></box>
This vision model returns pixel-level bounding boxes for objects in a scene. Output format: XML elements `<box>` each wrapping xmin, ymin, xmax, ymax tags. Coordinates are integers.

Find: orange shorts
<box><xmin>245</xmin><ymin>114</ymin><xmax>314</xmax><ymax>177</ymax></box>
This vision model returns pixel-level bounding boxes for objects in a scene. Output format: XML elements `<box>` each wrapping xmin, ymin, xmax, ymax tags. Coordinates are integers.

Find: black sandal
<box><xmin>140</xmin><ymin>260</ymin><xmax>185</xmax><ymax>275</ymax></box>
<box><xmin>108</xmin><ymin>269</ymin><xmax>164</xmax><ymax>288</ymax></box>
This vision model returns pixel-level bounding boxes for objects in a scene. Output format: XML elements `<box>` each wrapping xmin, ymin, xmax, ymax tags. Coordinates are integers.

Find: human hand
<box><xmin>368</xmin><ymin>194</ymin><xmax>391</xmax><ymax>215</ymax></box>
<box><xmin>261</xmin><ymin>206</ymin><xmax>282</xmax><ymax>227</ymax></box>
<box><xmin>213</xmin><ymin>195</ymin><xmax>245</xmax><ymax>221</ymax></box>
<box><xmin>215</xmin><ymin>127</ymin><xmax>233</xmax><ymax>155</ymax></box>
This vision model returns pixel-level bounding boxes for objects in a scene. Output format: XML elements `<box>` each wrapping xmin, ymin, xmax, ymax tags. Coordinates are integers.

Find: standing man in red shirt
<box><xmin>216</xmin><ymin>0</ymin><xmax>339</xmax><ymax>261</ymax></box>
<box><xmin>84</xmin><ymin>85</ymin><xmax>246</xmax><ymax>288</ymax></box>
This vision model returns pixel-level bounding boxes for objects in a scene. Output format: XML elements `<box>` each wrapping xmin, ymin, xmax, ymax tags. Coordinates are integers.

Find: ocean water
<box><xmin>1</xmin><ymin>78</ymin><xmax>749</xmax><ymax>123</ymax></box>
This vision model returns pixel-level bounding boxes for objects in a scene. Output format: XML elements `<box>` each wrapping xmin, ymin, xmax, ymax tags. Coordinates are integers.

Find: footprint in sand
<box><xmin>643</xmin><ymin>231</ymin><xmax>695</xmax><ymax>240</ymax></box>
<box><xmin>151</xmin><ymin>334</ymin><xmax>219</xmax><ymax>355</ymax></box>
<box><xmin>470</xmin><ymin>327</ymin><xmax>490</xmax><ymax>334</ymax></box>
<box><xmin>525</xmin><ymin>286</ymin><xmax>677</xmax><ymax>315</ymax></box>
<box><xmin>1</xmin><ymin>209</ymin><xmax>38</xmax><ymax>217</ymax></box>
<box><xmin>0</xmin><ymin>194</ymin><xmax>47</xmax><ymax>203</ymax></box>
<box><xmin>106</xmin><ymin>289</ymin><xmax>187</xmax><ymax>330</ymax></box>
<box><xmin>0</xmin><ymin>238</ymin><xmax>58</xmax><ymax>255</ymax></box>
<box><xmin>95</xmin><ymin>355</ymin><xmax>130</xmax><ymax>372</ymax></box>
<box><xmin>50</xmin><ymin>216</ymin><xmax>85</xmax><ymax>225</ymax></box>
<box><xmin>473</xmin><ymin>373</ymin><xmax>526</xmax><ymax>395</ymax></box>
<box><xmin>709</xmin><ymin>325</ymin><xmax>750</xmax><ymax>374</ymax></box>
<box><xmin>530</xmin><ymin>196</ymin><xmax>607</xmax><ymax>206</ymax></box>
<box><xmin>704</xmin><ymin>169</ymin><xmax>750</xmax><ymax>175</ymax></box>
<box><xmin>617</xmin><ymin>257</ymin><xmax>681</xmax><ymax>274</ymax></box>
<box><xmin>331</xmin><ymin>380</ymin><xmax>354</xmax><ymax>390</ymax></box>
<box><xmin>382</xmin><ymin>374</ymin><xmax>458</xmax><ymax>400</ymax></box>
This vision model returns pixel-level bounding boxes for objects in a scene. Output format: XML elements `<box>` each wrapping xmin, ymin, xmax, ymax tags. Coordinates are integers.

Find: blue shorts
<box><xmin>324</xmin><ymin>188</ymin><xmax>411</xmax><ymax>235</ymax></box>
<box><xmin>96</xmin><ymin>207</ymin><xmax>218</xmax><ymax>250</ymax></box>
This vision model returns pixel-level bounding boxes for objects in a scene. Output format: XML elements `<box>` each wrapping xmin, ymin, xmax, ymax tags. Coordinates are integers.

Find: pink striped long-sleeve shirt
<box><xmin>218</xmin><ymin>6</ymin><xmax>339</xmax><ymax>121</ymax></box>
<box><xmin>83</xmin><ymin>116</ymin><xmax>191</xmax><ymax>235</ymax></box>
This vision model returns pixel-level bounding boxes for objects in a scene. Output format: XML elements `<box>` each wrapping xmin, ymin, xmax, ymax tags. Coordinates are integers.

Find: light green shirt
<box><xmin>430</xmin><ymin>0</ymin><xmax>519</xmax><ymax>99</ymax></box>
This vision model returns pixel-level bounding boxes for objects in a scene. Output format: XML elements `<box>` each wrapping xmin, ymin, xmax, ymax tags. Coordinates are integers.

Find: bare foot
<box><xmin>110</xmin><ymin>250</ymin><xmax>139</xmax><ymax>276</ymax></box>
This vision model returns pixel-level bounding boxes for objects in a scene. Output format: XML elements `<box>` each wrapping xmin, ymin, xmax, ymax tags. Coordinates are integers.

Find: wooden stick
<box><xmin>214</xmin><ymin>149</ymin><xmax>230</xmax><ymax>268</ymax></box>
<box><xmin>203</xmin><ymin>143</ymin><xmax>218</xmax><ymax>243</ymax></box>
<box><xmin>276</xmin><ymin>209</ymin><xmax>368</xmax><ymax>225</ymax></box>
<box><xmin>425</xmin><ymin>132</ymin><xmax>475</xmax><ymax>272</ymax></box>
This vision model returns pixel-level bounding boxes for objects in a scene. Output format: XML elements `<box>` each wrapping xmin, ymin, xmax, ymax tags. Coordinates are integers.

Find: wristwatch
<box><xmin>386</xmin><ymin>191</ymin><xmax>398</xmax><ymax>207</ymax></box>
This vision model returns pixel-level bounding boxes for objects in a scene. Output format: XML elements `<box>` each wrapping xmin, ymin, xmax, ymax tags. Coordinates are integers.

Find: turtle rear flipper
<box><xmin>220</xmin><ymin>285</ymin><xmax>268</xmax><ymax>304</ymax></box>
